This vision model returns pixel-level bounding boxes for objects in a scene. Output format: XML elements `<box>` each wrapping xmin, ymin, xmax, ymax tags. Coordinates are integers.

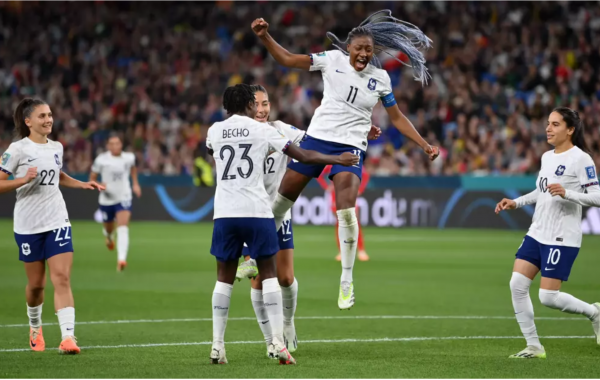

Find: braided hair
<box><xmin>327</xmin><ymin>9</ymin><xmax>433</xmax><ymax>84</ymax></box>
<box><xmin>222</xmin><ymin>84</ymin><xmax>255</xmax><ymax>115</ymax></box>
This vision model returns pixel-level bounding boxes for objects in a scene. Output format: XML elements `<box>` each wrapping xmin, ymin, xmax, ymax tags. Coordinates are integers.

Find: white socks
<box><xmin>262</xmin><ymin>278</ymin><xmax>284</xmax><ymax>346</ymax></box>
<box><xmin>509</xmin><ymin>272</ymin><xmax>541</xmax><ymax>348</ymax></box>
<box><xmin>212</xmin><ymin>281</ymin><xmax>233</xmax><ymax>346</ymax></box>
<box><xmin>56</xmin><ymin>307</ymin><xmax>75</xmax><ymax>339</ymax></box>
<box><xmin>102</xmin><ymin>228</ymin><xmax>113</xmax><ymax>239</ymax></box>
<box><xmin>117</xmin><ymin>226</ymin><xmax>129</xmax><ymax>262</ymax></box>
<box><xmin>281</xmin><ymin>278</ymin><xmax>298</xmax><ymax>324</ymax></box>
<box><xmin>251</xmin><ymin>288</ymin><xmax>273</xmax><ymax>345</ymax></box>
<box><xmin>27</xmin><ymin>303</ymin><xmax>42</xmax><ymax>329</ymax></box>
<box><xmin>539</xmin><ymin>289</ymin><xmax>598</xmax><ymax>319</ymax></box>
<box><xmin>337</xmin><ymin>208</ymin><xmax>358</xmax><ymax>284</ymax></box>
<box><xmin>272</xmin><ymin>194</ymin><xmax>294</xmax><ymax>231</ymax></box>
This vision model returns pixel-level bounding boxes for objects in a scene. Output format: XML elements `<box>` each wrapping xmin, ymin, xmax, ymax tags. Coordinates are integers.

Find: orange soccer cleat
<box><xmin>358</xmin><ymin>251</ymin><xmax>370</xmax><ymax>262</ymax></box>
<box><xmin>117</xmin><ymin>260</ymin><xmax>127</xmax><ymax>272</ymax></box>
<box><xmin>106</xmin><ymin>237</ymin><xmax>115</xmax><ymax>251</ymax></box>
<box><xmin>29</xmin><ymin>327</ymin><xmax>45</xmax><ymax>352</ymax></box>
<box><xmin>58</xmin><ymin>336</ymin><xmax>80</xmax><ymax>355</ymax></box>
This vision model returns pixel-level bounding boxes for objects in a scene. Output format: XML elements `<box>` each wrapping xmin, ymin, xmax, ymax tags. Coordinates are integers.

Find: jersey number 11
<box><xmin>346</xmin><ymin>86</ymin><xmax>358</xmax><ymax>104</ymax></box>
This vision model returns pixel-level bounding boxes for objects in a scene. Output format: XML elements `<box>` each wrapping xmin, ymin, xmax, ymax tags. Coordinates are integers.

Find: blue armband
<box><xmin>381</xmin><ymin>93</ymin><xmax>397</xmax><ymax>108</ymax></box>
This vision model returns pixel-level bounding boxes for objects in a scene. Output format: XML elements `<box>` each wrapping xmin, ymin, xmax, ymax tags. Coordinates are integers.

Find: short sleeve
<box><xmin>0</xmin><ymin>143</ymin><xmax>21</xmax><ymax>175</ymax></box>
<box><xmin>379</xmin><ymin>72</ymin><xmax>396</xmax><ymax>108</ymax></box>
<box><xmin>264</xmin><ymin>125</ymin><xmax>292</xmax><ymax>153</ymax></box>
<box><xmin>91</xmin><ymin>155</ymin><xmax>102</xmax><ymax>174</ymax></box>
<box><xmin>275</xmin><ymin>121</ymin><xmax>305</xmax><ymax>146</ymax></box>
<box><xmin>206</xmin><ymin>128</ymin><xmax>214</xmax><ymax>151</ymax></box>
<box><xmin>309</xmin><ymin>51</ymin><xmax>334</xmax><ymax>72</ymax></box>
<box><xmin>577</xmin><ymin>154</ymin><xmax>599</xmax><ymax>190</ymax></box>
<box><xmin>128</xmin><ymin>153</ymin><xmax>136</xmax><ymax>167</ymax></box>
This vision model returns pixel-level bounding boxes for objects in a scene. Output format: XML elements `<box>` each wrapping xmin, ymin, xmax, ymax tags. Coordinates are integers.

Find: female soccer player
<box><xmin>207</xmin><ymin>84</ymin><xmax>357</xmax><ymax>364</ymax></box>
<box><xmin>90</xmin><ymin>134</ymin><xmax>141</xmax><ymax>272</ymax></box>
<box><xmin>317</xmin><ymin>165</ymin><xmax>371</xmax><ymax>262</ymax></box>
<box><xmin>0</xmin><ymin>98</ymin><xmax>104</xmax><ymax>354</ymax></box>
<box><xmin>252</xmin><ymin>10</ymin><xmax>440</xmax><ymax>309</ymax></box>
<box><xmin>496</xmin><ymin>107</ymin><xmax>600</xmax><ymax>359</ymax></box>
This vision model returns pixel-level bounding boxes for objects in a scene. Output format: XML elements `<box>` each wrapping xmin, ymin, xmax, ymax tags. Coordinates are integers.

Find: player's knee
<box><xmin>509</xmin><ymin>272</ymin><xmax>531</xmax><ymax>296</ymax></box>
<box><xmin>50</xmin><ymin>272</ymin><xmax>71</xmax><ymax>290</ymax></box>
<box><xmin>539</xmin><ymin>289</ymin><xmax>560</xmax><ymax>309</ymax></box>
<box><xmin>336</xmin><ymin>208</ymin><xmax>357</xmax><ymax>227</ymax></box>
<box><xmin>272</xmin><ymin>193</ymin><xmax>294</xmax><ymax>217</ymax></box>
<box><xmin>26</xmin><ymin>283</ymin><xmax>45</xmax><ymax>295</ymax></box>
<box><xmin>277</xmin><ymin>271</ymin><xmax>294</xmax><ymax>287</ymax></box>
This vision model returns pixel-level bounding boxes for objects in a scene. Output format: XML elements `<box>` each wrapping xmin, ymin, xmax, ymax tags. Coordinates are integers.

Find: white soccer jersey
<box><xmin>207</xmin><ymin>114</ymin><xmax>292</xmax><ymax>219</ymax></box>
<box><xmin>308</xmin><ymin>50</ymin><xmax>396</xmax><ymax>151</ymax></box>
<box><xmin>0</xmin><ymin>138</ymin><xmax>70</xmax><ymax>234</ymax></box>
<box><xmin>515</xmin><ymin>146</ymin><xmax>600</xmax><ymax>247</ymax></box>
<box><xmin>91</xmin><ymin>151</ymin><xmax>135</xmax><ymax>206</ymax></box>
<box><xmin>262</xmin><ymin>121</ymin><xmax>305</xmax><ymax>220</ymax></box>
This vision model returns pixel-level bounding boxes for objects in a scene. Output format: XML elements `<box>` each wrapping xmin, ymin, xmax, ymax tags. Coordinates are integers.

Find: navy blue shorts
<box><xmin>100</xmin><ymin>201</ymin><xmax>132</xmax><ymax>222</ymax></box>
<box><xmin>211</xmin><ymin>218</ymin><xmax>279</xmax><ymax>262</ymax></box>
<box><xmin>288</xmin><ymin>135</ymin><xmax>365</xmax><ymax>180</ymax></box>
<box><xmin>243</xmin><ymin>219</ymin><xmax>294</xmax><ymax>257</ymax></box>
<box><xmin>15</xmin><ymin>227</ymin><xmax>74</xmax><ymax>263</ymax></box>
<box><xmin>515</xmin><ymin>235</ymin><xmax>579</xmax><ymax>281</ymax></box>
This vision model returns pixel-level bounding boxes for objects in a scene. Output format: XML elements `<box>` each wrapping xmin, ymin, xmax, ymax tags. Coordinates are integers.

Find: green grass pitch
<box><xmin>0</xmin><ymin>220</ymin><xmax>599</xmax><ymax>378</ymax></box>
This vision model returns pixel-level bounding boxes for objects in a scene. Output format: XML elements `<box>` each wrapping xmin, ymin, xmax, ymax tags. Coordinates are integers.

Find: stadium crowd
<box><xmin>0</xmin><ymin>1</ymin><xmax>599</xmax><ymax>178</ymax></box>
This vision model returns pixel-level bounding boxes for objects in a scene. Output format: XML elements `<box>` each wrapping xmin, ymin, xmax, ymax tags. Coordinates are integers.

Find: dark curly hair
<box><xmin>223</xmin><ymin>84</ymin><xmax>255</xmax><ymax>115</ymax></box>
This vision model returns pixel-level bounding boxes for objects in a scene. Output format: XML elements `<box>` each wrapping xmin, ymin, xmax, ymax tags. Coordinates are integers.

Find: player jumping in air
<box><xmin>317</xmin><ymin>165</ymin><xmax>372</xmax><ymax>262</ymax></box>
<box><xmin>90</xmin><ymin>134</ymin><xmax>141</xmax><ymax>272</ymax></box>
<box><xmin>496</xmin><ymin>107</ymin><xmax>600</xmax><ymax>359</ymax></box>
<box><xmin>252</xmin><ymin>10</ymin><xmax>440</xmax><ymax>309</ymax></box>
<box><xmin>0</xmin><ymin>98</ymin><xmax>104</xmax><ymax>354</ymax></box>
<box><xmin>207</xmin><ymin>84</ymin><xmax>358</xmax><ymax>364</ymax></box>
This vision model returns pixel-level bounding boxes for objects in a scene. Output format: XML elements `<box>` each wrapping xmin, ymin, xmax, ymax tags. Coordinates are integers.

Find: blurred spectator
<box><xmin>0</xmin><ymin>1</ymin><xmax>599</xmax><ymax>177</ymax></box>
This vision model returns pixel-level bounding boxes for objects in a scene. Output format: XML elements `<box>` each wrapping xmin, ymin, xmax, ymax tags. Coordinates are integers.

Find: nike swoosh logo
<box><xmin>283</xmin><ymin>238</ymin><xmax>291</xmax><ymax>242</ymax></box>
<box><xmin>66</xmin><ymin>328</ymin><xmax>74</xmax><ymax>331</ymax></box>
<box><xmin>336</xmin><ymin>69</ymin><xmax>345</xmax><ymax>73</ymax></box>
<box><xmin>28</xmin><ymin>158</ymin><xmax>38</xmax><ymax>162</ymax></box>
<box><xmin>59</xmin><ymin>242</ymin><xmax>69</xmax><ymax>247</ymax></box>
<box><xmin>544</xmin><ymin>267</ymin><xmax>555</xmax><ymax>271</ymax></box>
<box><xmin>261</xmin><ymin>320</ymin><xmax>269</xmax><ymax>325</ymax></box>
<box><xmin>284</xmin><ymin>307</ymin><xmax>292</xmax><ymax>309</ymax></box>
<box><xmin>30</xmin><ymin>340</ymin><xmax>36</xmax><ymax>347</ymax></box>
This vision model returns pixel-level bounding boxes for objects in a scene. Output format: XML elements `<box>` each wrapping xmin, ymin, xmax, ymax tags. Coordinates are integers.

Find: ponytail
<box><xmin>552</xmin><ymin>107</ymin><xmax>592</xmax><ymax>155</ymax></box>
<box><xmin>13</xmin><ymin>98</ymin><xmax>47</xmax><ymax>139</ymax></box>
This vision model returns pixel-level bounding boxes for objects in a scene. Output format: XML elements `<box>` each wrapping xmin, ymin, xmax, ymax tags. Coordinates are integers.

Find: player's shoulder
<box><xmin>47</xmin><ymin>139</ymin><xmax>63</xmax><ymax>150</ymax></box>
<box><xmin>571</xmin><ymin>146</ymin><xmax>594</xmax><ymax>165</ymax></box>
<box><xmin>7</xmin><ymin>138</ymin><xmax>29</xmax><ymax>150</ymax></box>
<box><xmin>269</xmin><ymin>120</ymin><xmax>298</xmax><ymax>132</ymax></box>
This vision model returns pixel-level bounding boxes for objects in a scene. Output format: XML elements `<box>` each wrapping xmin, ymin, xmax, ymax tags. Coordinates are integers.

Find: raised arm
<box><xmin>252</xmin><ymin>18</ymin><xmax>311</xmax><ymax>70</ymax></box>
<box><xmin>284</xmin><ymin>144</ymin><xmax>359</xmax><ymax>166</ymax></box>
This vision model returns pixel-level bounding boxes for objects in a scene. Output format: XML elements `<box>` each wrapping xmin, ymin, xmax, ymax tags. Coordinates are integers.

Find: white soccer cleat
<box><xmin>271</xmin><ymin>343</ymin><xmax>296</xmax><ymax>365</ymax></box>
<box><xmin>210</xmin><ymin>346</ymin><xmax>228</xmax><ymax>364</ymax></box>
<box><xmin>236</xmin><ymin>259</ymin><xmax>258</xmax><ymax>281</ymax></box>
<box><xmin>267</xmin><ymin>343</ymin><xmax>277</xmax><ymax>359</ymax></box>
<box><xmin>590</xmin><ymin>302</ymin><xmax>600</xmax><ymax>345</ymax></box>
<box><xmin>284</xmin><ymin>322</ymin><xmax>298</xmax><ymax>353</ymax></box>
<box><xmin>509</xmin><ymin>345</ymin><xmax>546</xmax><ymax>359</ymax></box>
<box><xmin>338</xmin><ymin>281</ymin><xmax>355</xmax><ymax>310</ymax></box>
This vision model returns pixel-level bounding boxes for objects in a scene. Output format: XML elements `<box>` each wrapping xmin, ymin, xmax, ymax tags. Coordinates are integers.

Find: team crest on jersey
<box><xmin>54</xmin><ymin>153</ymin><xmax>61</xmax><ymax>167</ymax></box>
<box><xmin>1</xmin><ymin>152</ymin><xmax>10</xmax><ymax>166</ymax></box>
<box><xmin>586</xmin><ymin>166</ymin><xmax>596</xmax><ymax>179</ymax></box>
<box><xmin>555</xmin><ymin>165</ymin><xmax>566</xmax><ymax>176</ymax></box>
<box><xmin>368</xmin><ymin>78</ymin><xmax>377</xmax><ymax>91</ymax></box>
<box><xmin>21</xmin><ymin>243</ymin><xmax>31</xmax><ymax>256</ymax></box>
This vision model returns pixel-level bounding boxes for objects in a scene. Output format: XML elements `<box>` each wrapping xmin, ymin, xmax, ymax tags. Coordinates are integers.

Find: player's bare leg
<box><xmin>277</xmin><ymin>249</ymin><xmax>298</xmax><ymax>352</ymax></box>
<box><xmin>115</xmin><ymin>210</ymin><xmax>131</xmax><ymax>272</ymax></box>
<box><xmin>210</xmin><ymin>259</ymin><xmax>238</xmax><ymax>364</ymax></box>
<box><xmin>272</xmin><ymin>169</ymin><xmax>312</xmax><ymax>230</ymax></box>
<box><xmin>47</xmin><ymin>253</ymin><xmax>80</xmax><ymax>354</ymax></box>
<box><xmin>332</xmin><ymin>172</ymin><xmax>360</xmax><ymax>310</ymax></box>
<box><xmin>24</xmin><ymin>261</ymin><xmax>46</xmax><ymax>351</ymax></box>
<box><xmin>103</xmin><ymin>221</ymin><xmax>115</xmax><ymax>251</ymax></box>
<box><xmin>256</xmin><ymin>255</ymin><xmax>295</xmax><ymax>365</ymax></box>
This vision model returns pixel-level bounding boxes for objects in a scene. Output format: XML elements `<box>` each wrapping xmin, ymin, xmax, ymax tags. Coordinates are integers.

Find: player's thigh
<box><xmin>278</xmin><ymin>169</ymin><xmax>313</xmax><ymax>201</ymax></box>
<box><xmin>216</xmin><ymin>259</ymin><xmax>240</xmax><ymax>285</ymax></box>
<box><xmin>332</xmin><ymin>172</ymin><xmax>361</xmax><ymax>210</ymax></box>
<box><xmin>539</xmin><ymin>244</ymin><xmax>579</xmax><ymax>284</ymax></box>
<box><xmin>276</xmin><ymin>249</ymin><xmax>294</xmax><ymax>287</ymax></box>
<box><xmin>47</xmin><ymin>252</ymin><xmax>74</xmax><ymax>286</ymax></box>
<box><xmin>513</xmin><ymin>235</ymin><xmax>542</xmax><ymax>280</ymax></box>
<box><xmin>24</xmin><ymin>260</ymin><xmax>46</xmax><ymax>288</ymax></box>
<box><xmin>116</xmin><ymin>210</ymin><xmax>131</xmax><ymax>226</ymax></box>
<box><xmin>540</xmin><ymin>277</ymin><xmax>562</xmax><ymax>291</ymax></box>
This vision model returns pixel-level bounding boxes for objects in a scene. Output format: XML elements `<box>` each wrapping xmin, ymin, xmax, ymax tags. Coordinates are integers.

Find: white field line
<box><xmin>0</xmin><ymin>335</ymin><xmax>594</xmax><ymax>353</ymax></box>
<box><xmin>0</xmin><ymin>314</ymin><xmax>588</xmax><ymax>329</ymax></box>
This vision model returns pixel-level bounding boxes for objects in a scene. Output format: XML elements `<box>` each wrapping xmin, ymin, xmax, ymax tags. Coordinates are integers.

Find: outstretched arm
<box><xmin>385</xmin><ymin>105</ymin><xmax>439</xmax><ymax>161</ymax></box>
<box><xmin>60</xmin><ymin>171</ymin><xmax>105</xmax><ymax>191</ymax></box>
<box><xmin>252</xmin><ymin>18</ymin><xmax>311</xmax><ymax>70</ymax></box>
<box><xmin>284</xmin><ymin>144</ymin><xmax>359</xmax><ymax>166</ymax></box>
